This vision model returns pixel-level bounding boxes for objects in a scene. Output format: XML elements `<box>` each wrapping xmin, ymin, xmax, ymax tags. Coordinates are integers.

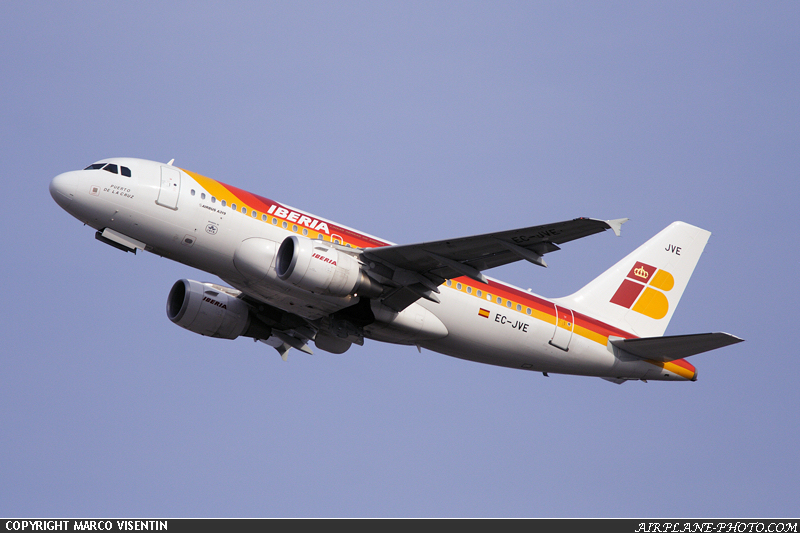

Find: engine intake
<box><xmin>166</xmin><ymin>279</ymin><xmax>271</xmax><ymax>340</ymax></box>
<box><xmin>275</xmin><ymin>235</ymin><xmax>382</xmax><ymax>298</ymax></box>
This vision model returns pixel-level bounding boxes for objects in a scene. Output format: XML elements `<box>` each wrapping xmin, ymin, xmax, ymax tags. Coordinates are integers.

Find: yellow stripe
<box><xmin>644</xmin><ymin>359</ymin><xmax>695</xmax><ymax>379</ymax></box>
<box><xmin>574</xmin><ymin>325</ymin><xmax>607</xmax><ymax>346</ymax></box>
<box><xmin>531</xmin><ymin>308</ymin><xmax>556</xmax><ymax>326</ymax></box>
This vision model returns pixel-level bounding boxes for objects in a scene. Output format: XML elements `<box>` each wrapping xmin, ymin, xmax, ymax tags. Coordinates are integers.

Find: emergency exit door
<box><xmin>549</xmin><ymin>305</ymin><xmax>574</xmax><ymax>351</ymax></box>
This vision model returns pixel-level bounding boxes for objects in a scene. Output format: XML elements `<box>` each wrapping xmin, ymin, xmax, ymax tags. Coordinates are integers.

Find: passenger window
<box><xmin>103</xmin><ymin>164</ymin><xmax>118</xmax><ymax>174</ymax></box>
<box><xmin>242</xmin><ymin>207</ymin><xmax>247</xmax><ymax>214</ymax></box>
<box><xmin>507</xmin><ymin>301</ymin><xmax>512</xmax><ymax>308</ymax></box>
<box><xmin>121</xmin><ymin>166</ymin><xmax>132</xmax><ymax>177</ymax></box>
<box><xmin>221</xmin><ymin>200</ymin><xmax>227</xmax><ymax>207</ymax></box>
<box><xmin>467</xmin><ymin>287</ymin><xmax>472</xmax><ymax>294</ymax></box>
<box><xmin>261</xmin><ymin>214</ymin><xmax>267</xmax><ymax>221</ymax></box>
<box><xmin>190</xmin><ymin>189</ymin><xmax>196</xmax><ymax>196</ymax></box>
<box><xmin>211</xmin><ymin>197</ymin><xmax>216</xmax><ymax>203</ymax></box>
<box><xmin>231</xmin><ymin>203</ymin><xmax>236</xmax><ymax>210</ymax></box>
<box><xmin>516</xmin><ymin>304</ymin><xmax>521</xmax><ymax>311</ymax></box>
<box><xmin>201</xmin><ymin>193</ymin><xmax>206</xmax><ymax>200</ymax></box>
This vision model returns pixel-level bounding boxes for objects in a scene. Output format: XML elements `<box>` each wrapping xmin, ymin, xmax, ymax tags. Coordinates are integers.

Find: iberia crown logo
<box><xmin>610</xmin><ymin>261</ymin><xmax>674</xmax><ymax>319</ymax></box>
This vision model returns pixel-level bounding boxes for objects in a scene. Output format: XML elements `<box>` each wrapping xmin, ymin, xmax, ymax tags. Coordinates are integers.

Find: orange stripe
<box><xmin>182</xmin><ymin>169</ymin><xmax>390</xmax><ymax>249</ymax></box>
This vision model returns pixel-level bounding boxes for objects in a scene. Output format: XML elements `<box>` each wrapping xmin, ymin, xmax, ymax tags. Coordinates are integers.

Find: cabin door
<box><xmin>157</xmin><ymin>166</ymin><xmax>181</xmax><ymax>209</ymax></box>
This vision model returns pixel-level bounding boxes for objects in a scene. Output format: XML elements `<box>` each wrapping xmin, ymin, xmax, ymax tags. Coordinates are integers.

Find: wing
<box><xmin>363</xmin><ymin>217</ymin><xmax>627</xmax><ymax>311</ymax></box>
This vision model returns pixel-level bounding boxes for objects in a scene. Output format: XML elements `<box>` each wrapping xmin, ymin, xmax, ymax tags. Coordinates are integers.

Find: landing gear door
<box><xmin>549</xmin><ymin>305</ymin><xmax>574</xmax><ymax>352</ymax></box>
<box><xmin>157</xmin><ymin>166</ymin><xmax>181</xmax><ymax>209</ymax></box>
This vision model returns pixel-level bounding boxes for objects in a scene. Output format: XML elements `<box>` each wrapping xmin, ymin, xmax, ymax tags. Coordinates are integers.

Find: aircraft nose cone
<box><xmin>50</xmin><ymin>171</ymin><xmax>78</xmax><ymax>208</ymax></box>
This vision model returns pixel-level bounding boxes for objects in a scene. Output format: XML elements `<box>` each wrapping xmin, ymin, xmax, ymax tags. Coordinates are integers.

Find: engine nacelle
<box><xmin>275</xmin><ymin>235</ymin><xmax>382</xmax><ymax>298</ymax></box>
<box><xmin>167</xmin><ymin>279</ymin><xmax>254</xmax><ymax>340</ymax></box>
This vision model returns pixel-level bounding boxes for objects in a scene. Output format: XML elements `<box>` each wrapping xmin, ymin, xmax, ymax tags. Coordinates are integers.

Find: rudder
<box><xmin>554</xmin><ymin>221</ymin><xmax>711</xmax><ymax>338</ymax></box>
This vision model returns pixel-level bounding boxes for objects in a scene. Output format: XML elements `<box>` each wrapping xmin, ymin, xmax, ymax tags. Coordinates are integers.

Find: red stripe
<box><xmin>670</xmin><ymin>358</ymin><xmax>696</xmax><ymax>373</ymax></box>
<box><xmin>216</xmin><ymin>180</ymin><xmax>390</xmax><ymax>248</ymax></box>
<box><xmin>482</xmin><ymin>279</ymin><xmax>636</xmax><ymax>339</ymax></box>
<box><xmin>573</xmin><ymin>310</ymin><xmax>636</xmax><ymax>339</ymax></box>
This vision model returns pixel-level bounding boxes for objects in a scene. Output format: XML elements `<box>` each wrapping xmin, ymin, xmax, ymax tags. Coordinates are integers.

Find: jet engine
<box><xmin>275</xmin><ymin>235</ymin><xmax>382</xmax><ymax>298</ymax></box>
<box><xmin>166</xmin><ymin>279</ymin><xmax>271</xmax><ymax>340</ymax></box>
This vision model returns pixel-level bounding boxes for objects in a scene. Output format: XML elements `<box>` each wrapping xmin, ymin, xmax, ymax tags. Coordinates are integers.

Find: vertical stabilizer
<box><xmin>554</xmin><ymin>221</ymin><xmax>711</xmax><ymax>338</ymax></box>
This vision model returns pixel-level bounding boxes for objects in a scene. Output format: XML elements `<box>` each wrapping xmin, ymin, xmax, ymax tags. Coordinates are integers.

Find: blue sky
<box><xmin>1</xmin><ymin>1</ymin><xmax>797</xmax><ymax>517</ymax></box>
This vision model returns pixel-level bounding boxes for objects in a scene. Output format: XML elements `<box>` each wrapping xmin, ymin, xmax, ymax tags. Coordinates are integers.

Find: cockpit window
<box><xmin>84</xmin><ymin>163</ymin><xmax>132</xmax><ymax>177</ymax></box>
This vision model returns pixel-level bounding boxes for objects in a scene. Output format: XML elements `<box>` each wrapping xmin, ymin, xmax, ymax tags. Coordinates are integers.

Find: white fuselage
<box><xmin>50</xmin><ymin>158</ymin><xmax>693</xmax><ymax>381</ymax></box>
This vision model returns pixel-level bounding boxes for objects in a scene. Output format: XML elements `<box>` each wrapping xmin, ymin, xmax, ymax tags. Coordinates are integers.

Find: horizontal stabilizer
<box><xmin>611</xmin><ymin>332</ymin><xmax>743</xmax><ymax>362</ymax></box>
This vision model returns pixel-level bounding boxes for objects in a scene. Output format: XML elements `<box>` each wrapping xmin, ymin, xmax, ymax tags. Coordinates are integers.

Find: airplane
<box><xmin>49</xmin><ymin>157</ymin><xmax>742</xmax><ymax>383</ymax></box>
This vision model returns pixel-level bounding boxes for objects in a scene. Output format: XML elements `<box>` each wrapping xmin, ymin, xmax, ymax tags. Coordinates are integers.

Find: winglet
<box><xmin>605</xmin><ymin>218</ymin><xmax>628</xmax><ymax>237</ymax></box>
